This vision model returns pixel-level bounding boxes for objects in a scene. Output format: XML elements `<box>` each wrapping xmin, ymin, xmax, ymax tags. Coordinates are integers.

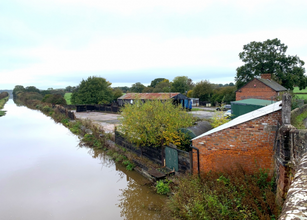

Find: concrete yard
<box><xmin>74</xmin><ymin>111</ymin><xmax>120</xmax><ymax>133</ymax></box>
<box><xmin>74</xmin><ymin>109</ymin><xmax>215</xmax><ymax>133</ymax></box>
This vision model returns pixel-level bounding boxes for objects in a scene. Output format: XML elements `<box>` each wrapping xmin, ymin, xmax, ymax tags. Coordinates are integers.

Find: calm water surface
<box><xmin>0</xmin><ymin>99</ymin><xmax>166</xmax><ymax>220</ymax></box>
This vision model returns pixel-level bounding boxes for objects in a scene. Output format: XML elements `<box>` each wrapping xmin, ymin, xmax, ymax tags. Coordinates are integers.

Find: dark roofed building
<box><xmin>117</xmin><ymin>93</ymin><xmax>191</xmax><ymax>109</ymax></box>
<box><xmin>236</xmin><ymin>74</ymin><xmax>287</xmax><ymax>101</ymax></box>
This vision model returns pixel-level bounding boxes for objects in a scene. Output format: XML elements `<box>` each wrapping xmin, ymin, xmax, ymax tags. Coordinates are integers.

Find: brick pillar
<box><xmin>275</xmin><ymin>93</ymin><xmax>297</xmax><ymax>204</ymax></box>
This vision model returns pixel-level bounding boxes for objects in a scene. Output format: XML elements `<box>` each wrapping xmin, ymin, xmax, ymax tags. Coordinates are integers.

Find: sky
<box><xmin>1</xmin><ymin>0</ymin><xmax>307</xmax><ymax>90</ymax></box>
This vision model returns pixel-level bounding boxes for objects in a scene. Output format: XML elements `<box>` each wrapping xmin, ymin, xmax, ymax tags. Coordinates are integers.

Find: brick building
<box><xmin>236</xmin><ymin>74</ymin><xmax>287</xmax><ymax>101</ymax></box>
<box><xmin>191</xmin><ymin>101</ymin><xmax>282</xmax><ymax>174</ymax></box>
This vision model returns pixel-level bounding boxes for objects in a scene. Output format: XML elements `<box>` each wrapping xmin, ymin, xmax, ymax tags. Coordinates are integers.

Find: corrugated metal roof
<box><xmin>231</xmin><ymin>98</ymin><xmax>276</xmax><ymax>106</ymax></box>
<box><xmin>118</xmin><ymin>93</ymin><xmax>180</xmax><ymax>100</ymax></box>
<box><xmin>257</xmin><ymin>78</ymin><xmax>287</xmax><ymax>91</ymax></box>
<box><xmin>192</xmin><ymin>101</ymin><xmax>282</xmax><ymax>140</ymax></box>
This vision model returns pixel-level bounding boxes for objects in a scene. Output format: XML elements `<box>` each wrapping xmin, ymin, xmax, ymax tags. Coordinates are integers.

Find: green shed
<box><xmin>231</xmin><ymin>99</ymin><xmax>275</xmax><ymax>118</ymax></box>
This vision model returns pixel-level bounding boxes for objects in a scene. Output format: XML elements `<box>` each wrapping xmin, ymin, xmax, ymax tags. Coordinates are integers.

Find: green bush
<box><xmin>42</xmin><ymin>105</ymin><xmax>52</xmax><ymax>113</ymax></box>
<box><xmin>42</xmin><ymin>94</ymin><xmax>67</xmax><ymax>105</ymax></box>
<box><xmin>156</xmin><ymin>180</ymin><xmax>171</xmax><ymax>195</ymax></box>
<box><xmin>122</xmin><ymin>160</ymin><xmax>135</xmax><ymax>171</ymax></box>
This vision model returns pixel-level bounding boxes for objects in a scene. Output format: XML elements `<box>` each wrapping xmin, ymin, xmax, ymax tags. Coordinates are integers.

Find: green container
<box><xmin>231</xmin><ymin>99</ymin><xmax>275</xmax><ymax>118</ymax></box>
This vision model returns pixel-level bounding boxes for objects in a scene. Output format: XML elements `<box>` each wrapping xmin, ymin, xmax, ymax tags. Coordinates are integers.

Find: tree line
<box><xmin>12</xmin><ymin>38</ymin><xmax>306</xmax><ymax>106</ymax></box>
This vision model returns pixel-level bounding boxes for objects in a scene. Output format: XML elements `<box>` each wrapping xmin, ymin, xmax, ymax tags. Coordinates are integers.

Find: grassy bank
<box><xmin>0</xmin><ymin>96</ymin><xmax>9</xmax><ymax>116</ymax></box>
<box><xmin>162</xmin><ymin>168</ymin><xmax>280</xmax><ymax>219</ymax></box>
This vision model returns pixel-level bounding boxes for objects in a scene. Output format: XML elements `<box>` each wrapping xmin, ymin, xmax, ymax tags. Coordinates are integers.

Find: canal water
<box><xmin>0</xmin><ymin>99</ymin><xmax>167</xmax><ymax>220</ymax></box>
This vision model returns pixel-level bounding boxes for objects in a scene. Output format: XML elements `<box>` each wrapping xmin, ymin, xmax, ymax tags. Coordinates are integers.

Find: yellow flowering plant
<box><xmin>118</xmin><ymin>99</ymin><xmax>195</xmax><ymax>148</ymax></box>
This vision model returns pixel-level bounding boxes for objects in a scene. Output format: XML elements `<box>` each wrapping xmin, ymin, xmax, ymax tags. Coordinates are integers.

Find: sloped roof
<box><xmin>257</xmin><ymin>78</ymin><xmax>287</xmax><ymax>91</ymax></box>
<box><xmin>118</xmin><ymin>93</ymin><xmax>181</xmax><ymax>100</ymax></box>
<box><xmin>231</xmin><ymin>98</ymin><xmax>276</xmax><ymax>106</ymax></box>
<box><xmin>192</xmin><ymin>101</ymin><xmax>282</xmax><ymax>140</ymax></box>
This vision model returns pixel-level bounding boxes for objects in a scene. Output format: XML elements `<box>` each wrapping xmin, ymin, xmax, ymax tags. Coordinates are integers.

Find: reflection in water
<box><xmin>84</xmin><ymin>146</ymin><xmax>167</xmax><ymax>220</ymax></box>
<box><xmin>0</xmin><ymin>99</ymin><xmax>167</xmax><ymax>220</ymax></box>
<box><xmin>118</xmin><ymin>179</ymin><xmax>167</xmax><ymax>220</ymax></box>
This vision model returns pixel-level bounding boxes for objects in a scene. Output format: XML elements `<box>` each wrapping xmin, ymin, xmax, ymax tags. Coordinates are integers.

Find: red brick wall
<box><xmin>192</xmin><ymin>110</ymin><xmax>282</xmax><ymax>174</ymax></box>
<box><xmin>236</xmin><ymin>79</ymin><xmax>278</xmax><ymax>101</ymax></box>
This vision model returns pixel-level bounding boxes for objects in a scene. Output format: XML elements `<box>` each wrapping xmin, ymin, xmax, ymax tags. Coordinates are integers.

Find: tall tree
<box><xmin>153</xmin><ymin>79</ymin><xmax>171</xmax><ymax>93</ymax></box>
<box><xmin>235</xmin><ymin>38</ymin><xmax>306</xmax><ymax>90</ymax></box>
<box><xmin>71</xmin><ymin>76</ymin><xmax>113</xmax><ymax>104</ymax></box>
<box><xmin>150</xmin><ymin>78</ymin><xmax>166</xmax><ymax>88</ymax></box>
<box><xmin>171</xmin><ymin>76</ymin><xmax>194</xmax><ymax>94</ymax></box>
<box><xmin>130</xmin><ymin>82</ymin><xmax>145</xmax><ymax>93</ymax></box>
<box><xmin>192</xmin><ymin>80</ymin><xmax>213</xmax><ymax>101</ymax></box>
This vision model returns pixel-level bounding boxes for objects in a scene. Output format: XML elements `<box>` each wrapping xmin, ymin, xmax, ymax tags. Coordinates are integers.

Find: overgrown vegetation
<box><xmin>119</xmin><ymin>99</ymin><xmax>196</xmax><ymax>149</ymax></box>
<box><xmin>292</xmin><ymin>111</ymin><xmax>307</xmax><ymax>129</ymax></box>
<box><xmin>156</xmin><ymin>179</ymin><xmax>171</xmax><ymax>195</ymax></box>
<box><xmin>163</xmin><ymin>168</ymin><xmax>280</xmax><ymax>219</ymax></box>
<box><xmin>0</xmin><ymin>95</ymin><xmax>9</xmax><ymax>116</ymax></box>
<box><xmin>210</xmin><ymin>110</ymin><xmax>231</xmax><ymax>128</ymax></box>
<box><xmin>64</xmin><ymin>93</ymin><xmax>72</xmax><ymax>104</ymax></box>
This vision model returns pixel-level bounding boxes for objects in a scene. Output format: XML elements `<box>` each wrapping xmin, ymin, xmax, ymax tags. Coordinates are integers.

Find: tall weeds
<box><xmin>163</xmin><ymin>167</ymin><xmax>280</xmax><ymax>219</ymax></box>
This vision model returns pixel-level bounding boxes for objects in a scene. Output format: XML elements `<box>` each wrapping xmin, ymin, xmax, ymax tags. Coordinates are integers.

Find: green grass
<box><xmin>295</xmin><ymin>94</ymin><xmax>307</xmax><ymax>99</ymax></box>
<box><xmin>64</xmin><ymin>93</ymin><xmax>72</xmax><ymax>105</ymax></box>
<box><xmin>293</xmin><ymin>87</ymin><xmax>307</xmax><ymax>93</ymax></box>
<box><xmin>292</xmin><ymin>111</ymin><xmax>307</xmax><ymax>129</ymax></box>
<box><xmin>191</xmin><ymin>108</ymin><xmax>202</xmax><ymax>111</ymax></box>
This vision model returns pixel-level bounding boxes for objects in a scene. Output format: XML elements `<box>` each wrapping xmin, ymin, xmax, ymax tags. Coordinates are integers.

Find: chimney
<box><xmin>261</xmin><ymin>73</ymin><xmax>272</xmax><ymax>80</ymax></box>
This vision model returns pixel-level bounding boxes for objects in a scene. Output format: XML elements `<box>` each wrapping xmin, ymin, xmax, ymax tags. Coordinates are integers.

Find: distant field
<box><xmin>293</xmin><ymin>87</ymin><xmax>307</xmax><ymax>93</ymax></box>
<box><xmin>64</xmin><ymin>93</ymin><xmax>72</xmax><ymax>105</ymax></box>
<box><xmin>295</xmin><ymin>94</ymin><xmax>307</xmax><ymax>99</ymax></box>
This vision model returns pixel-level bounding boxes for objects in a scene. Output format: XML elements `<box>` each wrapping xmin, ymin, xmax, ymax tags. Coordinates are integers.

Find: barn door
<box><xmin>165</xmin><ymin>147</ymin><xmax>178</xmax><ymax>171</ymax></box>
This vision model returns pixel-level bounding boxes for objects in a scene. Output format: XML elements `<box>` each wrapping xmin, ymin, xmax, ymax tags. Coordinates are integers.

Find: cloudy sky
<box><xmin>1</xmin><ymin>0</ymin><xmax>307</xmax><ymax>89</ymax></box>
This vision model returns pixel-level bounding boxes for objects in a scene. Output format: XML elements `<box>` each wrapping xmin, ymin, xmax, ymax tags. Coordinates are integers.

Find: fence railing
<box><xmin>76</xmin><ymin>104</ymin><xmax>120</xmax><ymax>113</ymax></box>
<box><xmin>115</xmin><ymin>130</ymin><xmax>191</xmax><ymax>173</ymax></box>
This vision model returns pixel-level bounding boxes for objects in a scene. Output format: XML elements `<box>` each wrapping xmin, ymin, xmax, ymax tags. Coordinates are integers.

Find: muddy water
<box><xmin>0</xmin><ymin>99</ymin><xmax>167</xmax><ymax>220</ymax></box>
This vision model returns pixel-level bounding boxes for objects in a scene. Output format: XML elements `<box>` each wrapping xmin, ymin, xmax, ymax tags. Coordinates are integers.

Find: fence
<box><xmin>115</xmin><ymin>130</ymin><xmax>191</xmax><ymax>173</ymax></box>
<box><xmin>54</xmin><ymin>105</ymin><xmax>76</xmax><ymax>120</ymax></box>
<box><xmin>76</xmin><ymin>104</ymin><xmax>120</xmax><ymax>113</ymax></box>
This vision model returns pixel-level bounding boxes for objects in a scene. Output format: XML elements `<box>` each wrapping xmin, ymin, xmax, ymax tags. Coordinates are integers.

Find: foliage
<box><xmin>64</xmin><ymin>93</ymin><xmax>72</xmax><ymax>105</ymax></box>
<box><xmin>235</xmin><ymin>38</ymin><xmax>306</xmax><ymax>90</ymax></box>
<box><xmin>113</xmin><ymin>88</ymin><xmax>123</xmax><ymax>100</ymax></box>
<box><xmin>130</xmin><ymin>82</ymin><xmax>145</xmax><ymax>93</ymax></box>
<box><xmin>210</xmin><ymin>86</ymin><xmax>236</xmax><ymax>105</ymax></box>
<box><xmin>171</xmin><ymin>76</ymin><xmax>194</xmax><ymax>94</ymax></box>
<box><xmin>153</xmin><ymin>79</ymin><xmax>171</xmax><ymax>93</ymax></box>
<box><xmin>71</xmin><ymin>76</ymin><xmax>114</xmax><ymax>104</ymax></box>
<box><xmin>122</xmin><ymin>160</ymin><xmax>135</xmax><ymax>171</ymax></box>
<box><xmin>163</xmin><ymin>169</ymin><xmax>280</xmax><ymax>219</ymax></box>
<box><xmin>25</xmin><ymin>86</ymin><xmax>40</xmax><ymax>93</ymax></box>
<box><xmin>150</xmin><ymin>78</ymin><xmax>167</xmax><ymax>88</ymax></box>
<box><xmin>0</xmin><ymin>96</ymin><xmax>9</xmax><ymax>117</ymax></box>
<box><xmin>0</xmin><ymin>92</ymin><xmax>9</xmax><ymax>100</ymax></box>
<box><xmin>13</xmin><ymin>85</ymin><xmax>25</xmax><ymax>98</ymax></box>
<box><xmin>192</xmin><ymin>80</ymin><xmax>213</xmax><ymax>101</ymax></box>
<box><xmin>42</xmin><ymin>94</ymin><xmax>67</xmax><ymax>105</ymax></box>
<box><xmin>292</xmin><ymin>109</ymin><xmax>307</xmax><ymax>129</ymax></box>
<box><xmin>211</xmin><ymin>111</ymin><xmax>231</xmax><ymax>128</ymax></box>
<box><xmin>156</xmin><ymin>179</ymin><xmax>171</xmax><ymax>195</ymax></box>
<box><xmin>119</xmin><ymin>99</ymin><xmax>195</xmax><ymax>147</ymax></box>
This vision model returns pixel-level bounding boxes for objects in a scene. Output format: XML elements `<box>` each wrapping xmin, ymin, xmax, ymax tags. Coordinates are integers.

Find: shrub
<box><xmin>163</xmin><ymin>168</ymin><xmax>280</xmax><ymax>219</ymax></box>
<box><xmin>42</xmin><ymin>94</ymin><xmax>67</xmax><ymax>105</ymax></box>
<box><xmin>156</xmin><ymin>180</ymin><xmax>171</xmax><ymax>195</ymax></box>
<box><xmin>42</xmin><ymin>105</ymin><xmax>52</xmax><ymax>113</ymax></box>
